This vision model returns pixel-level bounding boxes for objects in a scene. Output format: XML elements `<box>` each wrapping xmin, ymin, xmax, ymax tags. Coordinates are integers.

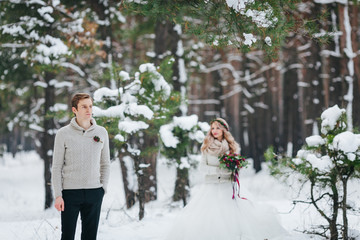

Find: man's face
<box><xmin>72</xmin><ymin>98</ymin><xmax>93</xmax><ymax>120</ymax></box>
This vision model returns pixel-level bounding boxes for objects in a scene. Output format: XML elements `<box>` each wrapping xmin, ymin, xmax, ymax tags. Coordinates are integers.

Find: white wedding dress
<box><xmin>165</xmin><ymin>153</ymin><xmax>288</xmax><ymax>240</ymax></box>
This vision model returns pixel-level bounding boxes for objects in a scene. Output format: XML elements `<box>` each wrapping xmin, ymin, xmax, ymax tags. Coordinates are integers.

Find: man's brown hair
<box><xmin>71</xmin><ymin>93</ymin><xmax>93</xmax><ymax>109</ymax></box>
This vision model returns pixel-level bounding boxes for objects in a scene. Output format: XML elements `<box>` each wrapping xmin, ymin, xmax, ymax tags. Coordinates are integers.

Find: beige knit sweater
<box><xmin>51</xmin><ymin>117</ymin><xmax>110</xmax><ymax>198</ymax></box>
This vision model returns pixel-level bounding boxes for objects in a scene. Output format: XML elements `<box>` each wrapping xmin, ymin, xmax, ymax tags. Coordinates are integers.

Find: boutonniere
<box><xmin>93</xmin><ymin>136</ymin><xmax>103</xmax><ymax>143</ymax></box>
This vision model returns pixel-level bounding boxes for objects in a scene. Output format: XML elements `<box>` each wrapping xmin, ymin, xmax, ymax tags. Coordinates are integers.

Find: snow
<box><xmin>243</xmin><ymin>33</ymin><xmax>257</xmax><ymax>47</ymax></box>
<box><xmin>1</xmin><ymin>151</ymin><xmax>360</xmax><ymax>239</ymax></box>
<box><xmin>93</xmin><ymin>100</ymin><xmax>153</xmax><ymax>120</ymax></box>
<box><xmin>226</xmin><ymin>0</ymin><xmax>252</xmax><ymax>11</ymax></box>
<box><xmin>178</xmin><ymin>58</ymin><xmax>187</xmax><ymax>83</ymax></box>
<box><xmin>197</xmin><ymin>122</ymin><xmax>210</xmax><ymax>132</ymax></box>
<box><xmin>34</xmin><ymin>81</ymin><xmax>48</xmax><ymax>88</ymax></box>
<box><xmin>342</xmin><ymin>3</ymin><xmax>354</xmax><ymax>131</ymax></box>
<box><xmin>244</xmin><ymin>9</ymin><xmax>277</xmax><ymax>28</ymax></box>
<box><xmin>314</xmin><ymin>0</ymin><xmax>347</xmax><ymax>4</ymax></box>
<box><xmin>1</xmin><ymin>25</ymin><xmax>25</xmax><ymax>36</ymax></box>
<box><xmin>179</xmin><ymin>157</ymin><xmax>190</xmax><ymax>169</ymax></box>
<box><xmin>118</xmin><ymin>118</ymin><xmax>149</xmax><ymax>134</ymax></box>
<box><xmin>176</xmin><ymin>38</ymin><xmax>184</xmax><ymax>56</ymax></box>
<box><xmin>28</xmin><ymin>0</ymin><xmax>46</xmax><ymax>5</ymax></box>
<box><xmin>160</xmin><ymin>115</ymin><xmax>207</xmax><ymax>148</ymax></box>
<box><xmin>60</xmin><ymin>62</ymin><xmax>85</xmax><ymax>77</ymax></box>
<box><xmin>159</xmin><ymin>124</ymin><xmax>179</xmax><ymax>148</ymax></box>
<box><xmin>173</xmin><ymin>115</ymin><xmax>198</xmax><ymax>131</ymax></box>
<box><xmin>114</xmin><ymin>134</ymin><xmax>125</xmax><ymax>142</ymax></box>
<box><xmin>175</xmin><ymin>30</ymin><xmax>187</xmax><ymax>85</ymax></box>
<box><xmin>306</xmin><ymin>154</ymin><xmax>333</xmax><ymax>172</ymax></box>
<box><xmin>292</xmin><ymin>157</ymin><xmax>303</xmax><ymax>165</ymax></box>
<box><xmin>29</xmin><ymin>123</ymin><xmax>45</xmax><ymax>132</ymax></box>
<box><xmin>297</xmin><ymin>81</ymin><xmax>310</xmax><ymax>87</ymax></box>
<box><xmin>226</xmin><ymin>0</ymin><xmax>277</xmax><ymax>28</ymax></box>
<box><xmin>110</xmin><ymin>7</ymin><xmax>126</xmax><ymax>23</ymax></box>
<box><xmin>265</xmin><ymin>36</ymin><xmax>272</xmax><ymax>46</ymax></box>
<box><xmin>93</xmin><ymin>87</ymin><xmax>120</xmax><ymax>102</ymax></box>
<box><xmin>93</xmin><ymin>105</ymin><xmax>126</xmax><ymax>118</ymax></box>
<box><xmin>189</xmin><ymin>130</ymin><xmax>205</xmax><ymax>143</ymax></box>
<box><xmin>139</xmin><ymin>63</ymin><xmax>156</xmax><ymax>73</ymax></box>
<box><xmin>296</xmin><ymin>149</ymin><xmax>308</xmax><ymax>159</ymax></box>
<box><xmin>52</xmin><ymin>0</ymin><xmax>60</xmax><ymax>7</ymax></box>
<box><xmin>49</xmin><ymin>79</ymin><xmax>73</xmax><ymax>88</ymax></box>
<box><xmin>225</xmin><ymin>0</ymin><xmax>277</xmax><ymax>47</ymax></box>
<box><xmin>305</xmin><ymin>135</ymin><xmax>325</xmax><ymax>147</ymax></box>
<box><xmin>146</xmin><ymin>52</ymin><xmax>156</xmax><ymax>58</ymax></box>
<box><xmin>244</xmin><ymin>103</ymin><xmax>255</xmax><ymax>113</ymax></box>
<box><xmin>138</xmin><ymin>63</ymin><xmax>171</xmax><ymax>98</ymax></box>
<box><xmin>36</xmin><ymin>35</ymin><xmax>70</xmax><ymax>57</ymax></box>
<box><xmin>320</xmin><ymin>104</ymin><xmax>346</xmax><ymax>134</ymax></box>
<box><xmin>287</xmin><ymin>142</ymin><xmax>293</xmax><ymax>157</ymax></box>
<box><xmin>37</xmin><ymin>6</ymin><xmax>54</xmax><ymax>23</ymax></box>
<box><xmin>126</xmin><ymin>103</ymin><xmax>154</xmax><ymax>120</ymax></box>
<box><xmin>119</xmin><ymin>71</ymin><xmax>130</xmax><ymax>81</ymax></box>
<box><xmin>139</xmin><ymin>163</ymin><xmax>151</xmax><ymax>168</ymax></box>
<box><xmin>49</xmin><ymin>103</ymin><xmax>67</xmax><ymax>112</ymax></box>
<box><xmin>332</xmin><ymin>131</ymin><xmax>360</xmax><ymax>154</ymax></box>
<box><xmin>173</xmin><ymin>24</ymin><xmax>182</xmax><ymax>35</ymax></box>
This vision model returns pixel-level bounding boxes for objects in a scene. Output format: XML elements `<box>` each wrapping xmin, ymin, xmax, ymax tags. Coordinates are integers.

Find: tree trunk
<box><xmin>282</xmin><ymin>44</ymin><xmax>300</xmax><ymax>156</ymax></box>
<box><xmin>119</xmin><ymin>152</ymin><xmax>136</xmax><ymax>208</ymax></box>
<box><xmin>330</xmin><ymin>178</ymin><xmax>339</xmax><ymax>240</ymax></box>
<box><xmin>89</xmin><ymin>0</ymin><xmax>114</xmax><ymax>88</ymax></box>
<box><xmin>154</xmin><ymin>20</ymin><xmax>192</xmax><ymax>204</ymax></box>
<box><xmin>134</xmin><ymin>154</ymin><xmax>146</xmax><ymax>220</ymax></box>
<box><xmin>142</xmin><ymin>133</ymin><xmax>158</xmax><ymax>202</ymax></box>
<box><xmin>341</xmin><ymin>176</ymin><xmax>348</xmax><ymax>240</ymax></box>
<box><xmin>42</xmin><ymin>72</ymin><xmax>56</xmax><ymax>209</ymax></box>
<box><xmin>173</xmin><ymin>167</ymin><xmax>190</xmax><ymax>205</ymax></box>
<box><xmin>352</xmin><ymin>4</ymin><xmax>360</xmax><ymax>129</ymax></box>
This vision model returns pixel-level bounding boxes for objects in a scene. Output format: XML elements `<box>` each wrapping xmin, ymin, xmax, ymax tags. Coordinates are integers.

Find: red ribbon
<box><xmin>232</xmin><ymin>169</ymin><xmax>247</xmax><ymax>200</ymax></box>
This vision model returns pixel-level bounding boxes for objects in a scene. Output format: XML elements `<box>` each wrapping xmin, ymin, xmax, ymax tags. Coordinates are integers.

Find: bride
<box><xmin>165</xmin><ymin>118</ymin><xmax>288</xmax><ymax>240</ymax></box>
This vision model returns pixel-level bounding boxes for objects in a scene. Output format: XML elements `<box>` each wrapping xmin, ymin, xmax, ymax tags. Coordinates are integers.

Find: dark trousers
<box><xmin>61</xmin><ymin>188</ymin><xmax>104</xmax><ymax>240</ymax></box>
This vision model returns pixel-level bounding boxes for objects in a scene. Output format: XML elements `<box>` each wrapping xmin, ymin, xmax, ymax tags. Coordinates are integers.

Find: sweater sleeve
<box><xmin>51</xmin><ymin>130</ymin><xmax>66</xmax><ymax>198</ymax></box>
<box><xmin>100</xmin><ymin>130</ymin><xmax>111</xmax><ymax>193</ymax></box>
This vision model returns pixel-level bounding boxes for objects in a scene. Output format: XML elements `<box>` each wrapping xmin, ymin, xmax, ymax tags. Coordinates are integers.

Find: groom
<box><xmin>51</xmin><ymin>93</ymin><xmax>110</xmax><ymax>240</ymax></box>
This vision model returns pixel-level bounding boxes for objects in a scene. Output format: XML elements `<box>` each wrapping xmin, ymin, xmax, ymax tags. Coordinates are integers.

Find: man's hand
<box><xmin>55</xmin><ymin>196</ymin><xmax>64</xmax><ymax>211</ymax></box>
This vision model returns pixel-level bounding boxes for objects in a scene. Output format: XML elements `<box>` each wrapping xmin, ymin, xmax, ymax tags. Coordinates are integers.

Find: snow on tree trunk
<box><xmin>119</xmin><ymin>153</ymin><xmax>137</xmax><ymax>208</ymax></box>
<box><xmin>340</xmin><ymin>1</ymin><xmax>355</xmax><ymax>131</ymax></box>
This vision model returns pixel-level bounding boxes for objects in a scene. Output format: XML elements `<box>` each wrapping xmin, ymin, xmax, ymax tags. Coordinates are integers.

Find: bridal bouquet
<box><xmin>219</xmin><ymin>153</ymin><xmax>248</xmax><ymax>199</ymax></box>
<box><xmin>219</xmin><ymin>153</ymin><xmax>248</xmax><ymax>172</ymax></box>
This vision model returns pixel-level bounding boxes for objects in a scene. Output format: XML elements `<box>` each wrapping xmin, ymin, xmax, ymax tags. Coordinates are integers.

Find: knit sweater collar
<box><xmin>70</xmin><ymin>117</ymin><xmax>97</xmax><ymax>132</ymax></box>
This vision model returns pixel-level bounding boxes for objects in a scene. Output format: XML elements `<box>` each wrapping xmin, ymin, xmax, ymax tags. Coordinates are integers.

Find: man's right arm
<box><xmin>51</xmin><ymin>130</ymin><xmax>66</xmax><ymax>200</ymax></box>
<box><xmin>54</xmin><ymin>196</ymin><xmax>64</xmax><ymax>211</ymax></box>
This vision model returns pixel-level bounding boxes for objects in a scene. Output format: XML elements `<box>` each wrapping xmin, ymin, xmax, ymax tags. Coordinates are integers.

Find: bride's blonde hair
<box><xmin>201</xmin><ymin>118</ymin><xmax>240</xmax><ymax>154</ymax></box>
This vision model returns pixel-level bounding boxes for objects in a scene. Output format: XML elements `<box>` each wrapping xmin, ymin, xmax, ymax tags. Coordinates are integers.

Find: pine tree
<box><xmin>93</xmin><ymin>59</ymin><xmax>180</xmax><ymax>220</ymax></box>
<box><xmin>266</xmin><ymin>105</ymin><xmax>360</xmax><ymax>239</ymax></box>
<box><xmin>159</xmin><ymin>115</ymin><xmax>209</xmax><ymax>205</ymax></box>
<box><xmin>0</xmin><ymin>0</ymin><xmax>84</xmax><ymax>208</ymax></box>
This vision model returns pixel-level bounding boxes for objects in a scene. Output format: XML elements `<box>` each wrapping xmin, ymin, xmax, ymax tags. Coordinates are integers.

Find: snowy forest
<box><xmin>1</xmin><ymin>0</ymin><xmax>360</xmax><ymax>239</ymax></box>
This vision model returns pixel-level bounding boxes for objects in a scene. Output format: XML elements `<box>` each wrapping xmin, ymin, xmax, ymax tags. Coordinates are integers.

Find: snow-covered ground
<box><xmin>0</xmin><ymin>151</ymin><xmax>359</xmax><ymax>240</ymax></box>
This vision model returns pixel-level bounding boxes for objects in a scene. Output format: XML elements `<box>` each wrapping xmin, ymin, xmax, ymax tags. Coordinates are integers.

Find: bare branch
<box><xmin>310</xmin><ymin>180</ymin><xmax>332</xmax><ymax>223</ymax></box>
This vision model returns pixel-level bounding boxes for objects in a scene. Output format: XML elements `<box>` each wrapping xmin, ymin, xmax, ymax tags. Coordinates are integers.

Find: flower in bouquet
<box><xmin>219</xmin><ymin>153</ymin><xmax>248</xmax><ymax>199</ymax></box>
